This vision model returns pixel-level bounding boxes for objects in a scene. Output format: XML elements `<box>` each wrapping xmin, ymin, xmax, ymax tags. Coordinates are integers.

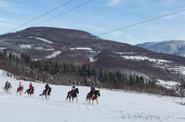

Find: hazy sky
<box><xmin>0</xmin><ymin>0</ymin><xmax>185</xmax><ymax>44</ymax></box>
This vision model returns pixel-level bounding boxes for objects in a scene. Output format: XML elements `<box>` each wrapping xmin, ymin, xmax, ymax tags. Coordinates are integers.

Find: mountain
<box><xmin>1</xmin><ymin>27</ymin><xmax>185</xmax><ymax>84</ymax></box>
<box><xmin>0</xmin><ymin>69</ymin><xmax>185</xmax><ymax>122</ymax></box>
<box><xmin>136</xmin><ymin>40</ymin><xmax>185</xmax><ymax>57</ymax></box>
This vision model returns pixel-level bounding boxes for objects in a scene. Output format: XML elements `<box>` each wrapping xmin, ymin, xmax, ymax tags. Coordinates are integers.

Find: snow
<box><xmin>28</xmin><ymin>36</ymin><xmax>53</xmax><ymax>44</ymax></box>
<box><xmin>19</xmin><ymin>44</ymin><xmax>32</xmax><ymax>49</ymax></box>
<box><xmin>35</xmin><ymin>46</ymin><xmax>54</xmax><ymax>51</ymax></box>
<box><xmin>0</xmin><ymin>47</ymin><xmax>6</xmax><ymax>50</ymax></box>
<box><xmin>170</xmin><ymin>66</ymin><xmax>185</xmax><ymax>75</ymax></box>
<box><xmin>0</xmin><ymin>69</ymin><xmax>185</xmax><ymax>122</ymax></box>
<box><xmin>156</xmin><ymin>79</ymin><xmax>180</xmax><ymax>89</ymax></box>
<box><xmin>122</xmin><ymin>55</ymin><xmax>170</xmax><ymax>63</ymax></box>
<box><xmin>88</xmin><ymin>56</ymin><xmax>97</xmax><ymax>62</ymax></box>
<box><xmin>115</xmin><ymin>52</ymin><xmax>134</xmax><ymax>55</ymax></box>
<box><xmin>35</xmin><ymin>37</ymin><xmax>53</xmax><ymax>44</ymax></box>
<box><xmin>45</xmin><ymin>51</ymin><xmax>61</xmax><ymax>58</ymax></box>
<box><xmin>121</xmin><ymin>55</ymin><xmax>185</xmax><ymax>76</ymax></box>
<box><xmin>70</xmin><ymin>47</ymin><xmax>93</xmax><ymax>51</ymax></box>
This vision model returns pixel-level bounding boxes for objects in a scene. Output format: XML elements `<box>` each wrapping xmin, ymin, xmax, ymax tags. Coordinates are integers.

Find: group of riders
<box><xmin>65</xmin><ymin>84</ymin><xmax>100</xmax><ymax>104</ymax></box>
<box><xmin>5</xmin><ymin>81</ymin><xmax>51</xmax><ymax>97</ymax></box>
<box><xmin>3</xmin><ymin>81</ymin><xmax>100</xmax><ymax>104</ymax></box>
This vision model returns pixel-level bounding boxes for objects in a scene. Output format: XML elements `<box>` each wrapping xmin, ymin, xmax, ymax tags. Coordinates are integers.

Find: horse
<box><xmin>66</xmin><ymin>88</ymin><xmax>79</xmax><ymax>102</ymax></box>
<box><xmin>17</xmin><ymin>86</ymin><xmax>24</xmax><ymax>95</ymax></box>
<box><xmin>4</xmin><ymin>82</ymin><xmax>12</xmax><ymax>93</ymax></box>
<box><xmin>40</xmin><ymin>87</ymin><xmax>52</xmax><ymax>98</ymax></box>
<box><xmin>86</xmin><ymin>90</ymin><xmax>100</xmax><ymax>104</ymax></box>
<box><xmin>25</xmin><ymin>87</ymin><xmax>34</xmax><ymax>96</ymax></box>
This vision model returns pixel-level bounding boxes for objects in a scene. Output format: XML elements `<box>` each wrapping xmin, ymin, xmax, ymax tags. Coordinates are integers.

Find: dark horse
<box><xmin>40</xmin><ymin>87</ymin><xmax>52</xmax><ymax>98</ymax></box>
<box><xmin>25</xmin><ymin>87</ymin><xmax>34</xmax><ymax>96</ymax></box>
<box><xmin>66</xmin><ymin>88</ymin><xmax>79</xmax><ymax>102</ymax></box>
<box><xmin>17</xmin><ymin>86</ymin><xmax>24</xmax><ymax>95</ymax></box>
<box><xmin>86</xmin><ymin>90</ymin><xmax>100</xmax><ymax>104</ymax></box>
<box><xmin>4</xmin><ymin>82</ymin><xmax>12</xmax><ymax>93</ymax></box>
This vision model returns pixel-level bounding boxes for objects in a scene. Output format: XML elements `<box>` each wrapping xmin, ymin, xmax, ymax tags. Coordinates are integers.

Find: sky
<box><xmin>0</xmin><ymin>0</ymin><xmax>185</xmax><ymax>44</ymax></box>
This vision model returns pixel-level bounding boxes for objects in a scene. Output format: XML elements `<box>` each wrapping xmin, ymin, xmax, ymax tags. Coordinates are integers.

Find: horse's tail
<box><xmin>86</xmin><ymin>92</ymin><xmax>91</xmax><ymax>101</ymax></box>
<box><xmin>86</xmin><ymin>94</ymin><xmax>89</xmax><ymax>101</ymax></box>
<box><xmin>66</xmin><ymin>92</ymin><xmax>70</xmax><ymax>101</ymax></box>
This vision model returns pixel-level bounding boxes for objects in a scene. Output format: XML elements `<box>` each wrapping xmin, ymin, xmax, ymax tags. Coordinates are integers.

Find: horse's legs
<box><xmin>76</xmin><ymin>97</ymin><xmax>78</xmax><ymax>103</ymax></box>
<box><xmin>87</xmin><ymin>98</ymin><xmax>91</xmax><ymax>104</ymax></box>
<box><xmin>66</xmin><ymin>93</ymin><xmax>70</xmax><ymax>101</ymax></box>
<box><xmin>72</xmin><ymin>97</ymin><xmax>74</xmax><ymax>103</ymax></box>
<box><xmin>19</xmin><ymin>91</ymin><xmax>22</xmax><ymax>96</ymax></box>
<box><xmin>68</xmin><ymin>96</ymin><xmax>70</xmax><ymax>102</ymax></box>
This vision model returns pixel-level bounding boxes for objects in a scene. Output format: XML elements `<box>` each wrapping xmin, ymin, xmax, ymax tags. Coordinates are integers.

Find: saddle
<box><xmin>17</xmin><ymin>87</ymin><xmax>23</xmax><ymax>91</ymax></box>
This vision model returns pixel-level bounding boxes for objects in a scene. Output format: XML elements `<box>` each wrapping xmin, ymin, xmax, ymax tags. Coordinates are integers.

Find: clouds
<box><xmin>106</xmin><ymin>0</ymin><xmax>123</xmax><ymax>7</ymax></box>
<box><xmin>0</xmin><ymin>0</ymin><xmax>21</xmax><ymax>13</ymax></box>
<box><xmin>0</xmin><ymin>17</ymin><xmax>17</xmax><ymax>28</ymax></box>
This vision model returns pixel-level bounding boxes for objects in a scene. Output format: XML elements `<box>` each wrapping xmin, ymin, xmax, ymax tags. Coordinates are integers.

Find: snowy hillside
<box><xmin>1</xmin><ymin>27</ymin><xmax>185</xmax><ymax>83</ymax></box>
<box><xmin>137</xmin><ymin>40</ymin><xmax>185</xmax><ymax>57</ymax></box>
<box><xmin>0</xmin><ymin>69</ymin><xmax>185</xmax><ymax>122</ymax></box>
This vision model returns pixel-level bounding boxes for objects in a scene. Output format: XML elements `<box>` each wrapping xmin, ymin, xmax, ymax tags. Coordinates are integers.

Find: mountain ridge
<box><xmin>136</xmin><ymin>40</ymin><xmax>185</xmax><ymax>57</ymax></box>
<box><xmin>0</xmin><ymin>27</ymin><xmax>185</xmax><ymax>83</ymax></box>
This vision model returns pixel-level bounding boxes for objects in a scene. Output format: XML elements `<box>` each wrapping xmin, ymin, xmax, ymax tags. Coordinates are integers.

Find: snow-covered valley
<box><xmin>0</xmin><ymin>70</ymin><xmax>185</xmax><ymax>122</ymax></box>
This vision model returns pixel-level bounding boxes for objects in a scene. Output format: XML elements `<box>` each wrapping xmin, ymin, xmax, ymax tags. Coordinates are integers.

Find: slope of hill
<box><xmin>0</xmin><ymin>69</ymin><xmax>185</xmax><ymax>122</ymax></box>
<box><xmin>136</xmin><ymin>40</ymin><xmax>185</xmax><ymax>57</ymax></box>
<box><xmin>1</xmin><ymin>27</ymin><xmax>185</xmax><ymax>83</ymax></box>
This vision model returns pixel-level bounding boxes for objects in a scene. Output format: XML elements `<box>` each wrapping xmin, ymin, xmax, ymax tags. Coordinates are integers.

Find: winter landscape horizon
<box><xmin>1</xmin><ymin>0</ymin><xmax>185</xmax><ymax>122</ymax></box>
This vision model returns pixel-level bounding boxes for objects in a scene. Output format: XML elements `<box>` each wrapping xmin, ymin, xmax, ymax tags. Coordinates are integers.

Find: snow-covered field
<box><xmin>28</xmin><ymin>36</ymin><xmax>53</xmax><ymax>44</ymax></box>
<box><xmin>35</xmin><ymin>37</ymin><xmax>53</xmax><ymax>44</ymax></box>
<box><xmin>45</xmin><ymin>51</ymin><xmax>62</xmax><ymax>58</ymax></box>
<box><xmin>122</xmin><ymin>55</ymin><xmax>170</xmax><ymax>63</ymax></box>
<box><xmin>19</xmin><ymin>44</ymin><xmax>32</xmax><ymax>49</ymax></box>
<box><xmin>156</xmin><ymin>79</ymin><xmax>180</xmax><ymax>89</ymax></box>
<box><xmin>121</xmin><ymin>55</ymin><xmax>185</xmax><ymax>76</ymax></box>
<box><xmin>70</xmin><ymin>47</ymin><xmax>93</xmax><ymax>51</ymax></box>
<box><xmin>0</xmin><ymin>70</ymin><xmax>185</xmax><ymax>122</ymax></box>
<box><xmin>35</xmin><ymin>46</ymin><xmax>54</xmax><ymax>51</ymax></box>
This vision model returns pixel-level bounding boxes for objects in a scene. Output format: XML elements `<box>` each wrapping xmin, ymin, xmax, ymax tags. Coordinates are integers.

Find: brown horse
<box><xmin>25</xmin><ymin>87</ymin><xmax>34</xmax><ymax>96</ymax></box>
<box><xmin>86</xmin><ymin>90</ymin><xmax>100</xmax><ymax>104</ymax></box>
<box><xmin>17</xmin><ymin>86</ymin><xmax>24</xmax><ymax>95</ymax></box>
<box><xmin>66</xmin><ymin>88</ymin><xmax>79</xmax><ymax>102</ymax></box>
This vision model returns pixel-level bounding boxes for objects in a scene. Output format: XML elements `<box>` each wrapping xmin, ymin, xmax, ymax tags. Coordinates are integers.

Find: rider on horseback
<box><xmin>17</xmin><ymin>82</ymin><xmax>24</xmax><ymax>95</ymax></box>
<box><xmin>86</xmin><ymin>84</ymin><xmax>100</xmax><ymax>104</ymax></box>
<box><xmin>71</xmin><ymin>85</ymin><xmax>75</xmax><ymax>91</ymax></box>
<box><xmin>40</xmin><ymin>83</ymin><xmax>51</xmax><ymax>97</ymax></box>
<box><xmin>29</xmin><ymin>83</ymin><xmax>33</xmax><ymax>90</ymax></box>
<box><xmin>4</xmin><ymin>81</ymin><xmax>12</xmax><ymax>92</ymax></box>
<box><xmin>18</xmin><ymin>82</ymin><xmax>23</xmax><ymax>89</ymax></box>
<box><xmin>45</xmin><ymin>83</ymin><xmax>51</xmax><ymax>94</ymax></box>
<box><xmin>70</xmin><ymin>85</ymin><xmax>76</xmax><ymax>95</ymax></box>
<box><xmin>66</xmin><ymin>85</ymin><xmax>79</xmax><ymax>102</ymax></box>
<box><xmin>25</xmin><ymin>82</ymin><xmax>34</xmax><ymax>95</ymax></box>
<box><xmin>90</xmin><ymin>84</ymin><xmax>96</xmax><ymax>95</ymax></box>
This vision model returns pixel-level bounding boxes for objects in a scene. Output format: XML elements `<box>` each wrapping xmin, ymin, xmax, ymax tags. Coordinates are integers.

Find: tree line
<box><xmin>0</xmin><ymin>50</ymin><xmax>178</xmax><ymax>96</ymax></box>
